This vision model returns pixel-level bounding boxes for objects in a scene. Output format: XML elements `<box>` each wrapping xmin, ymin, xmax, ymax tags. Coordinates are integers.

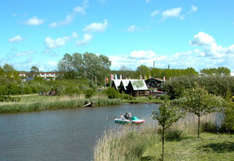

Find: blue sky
<box><xmin>1</xmin><ymin>0</ymin><xmax>234</xmax><ymax>73</ymax></box>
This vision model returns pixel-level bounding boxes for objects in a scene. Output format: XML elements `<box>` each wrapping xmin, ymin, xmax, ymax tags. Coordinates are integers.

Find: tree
<box><xmin>31</xmin><ymin>66</ymin><xmax>39</xmax><ymax>73</ymax></box>
<box><xmin>179</xmin><ymin>87</ymin><xmax>224</xmax><ymax>138</ymax></box>
<box><xmin>3</xmin><ymin>64</ymin><xmax>15</xmax><ymax>73</ymax></box>
<box><xmin>136</xmin><ymin>65</ymin><xmax>151</xmax><ymax>79</ymax></box>
<box><xmin>200</xmin><ymin>67</ymin><xmax>231</xmax><ymax>76</ymax></box>
<box><xmin>152</xmin><ymin>101</ymin><xmax>183</xmax><ymax>161</ymax></box>
<box><xmin>58</xmin><ymin>52</ymin><xmax>111</xmax><ymax>85</ymax></box>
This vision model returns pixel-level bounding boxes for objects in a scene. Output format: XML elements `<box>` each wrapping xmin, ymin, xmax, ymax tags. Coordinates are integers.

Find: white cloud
<box><xmin>151</xmin><ymin>10</ymin><xmax>159</xmax><ymax>17</ymax></box>
<box><xmin>162</xmin><ymin>8</ymin><xmax>183</xmax><ymax>19</ymax></box>
<box><xmin>50</xmin><ymin>0</ymin><xmax>88</xmax><ymax>27</ymax></box>
<box><xmin>77</xmin><ymin>34</ymin><xmax>92</xmax><ymax>46</ymax></box>
<box><xmin>145</xmin><ymin>0</ymin><xmax>150</xmax><ymax>3</ymax></box>
<box><xmin>191</xmin><ymin>5</ymin><xmax>198</xmax><ymax>12</ymax></box>
<box><xmin>110</xmin><ymin>32</ymin><xmax>234</xmax><ymax>72</ymax></box>
<box><xmin>128</xmin><ymin>25</ymin><xmax>136</xmax><ymax>32</ymax></box>
<box><xmin>26</xmin><ymin>16</ymin><xmax>44</xmax><ymax>26</ymax></box>
<box><xmin>74</xmin><ymin>6</ymin><xmax>86</xmax><ymax>15</ymax></box>
<box><xmin>72</xmin><ymin>32</ymin><xmax>78</xmax><ymax>38</ymax></box>
<box><xmin>190</xmin><ymin>32</ymin><xmax>215</xmax><ymax>46</ymax></box>
<box><xmin>8</xmin><ymin>35</ymin><xmax>23</xmax><ymax>43</ymax></box>
<box><xmin>45</xmin><ymin>36</ymin><xmax>69</xmax><ymax>49</ymax></box>
<box><xmin>130</xmin><ymin>50</ymin><xmax>156</xmax><ymax>59</ymax></box>
<box><xmin>83</xmin><ymin>19</ymin><xmax>108</xmax><ymax>32</ymax></box>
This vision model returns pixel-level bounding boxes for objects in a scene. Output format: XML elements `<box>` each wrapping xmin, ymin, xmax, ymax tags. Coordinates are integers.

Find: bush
<box><xmin>164</xmin><ymin>75</ymin><xmax>234</xmax><ymax>99</ymax></box>
<box><xmin>84</xmin><ymin>89</ymin><xmax>95</xmax><ymax>98</ymax></box>
<box><xmin>120</xmin><ymin>93</ymin><xmax>133</xmax><ymax>100</ymax></box>
<box><xmin>0</xmin><ymin>95</ymin><xmax>21</xmax><ymax>102</ymax></box>
<box><xmin>201</xmin><ymin>122</ymin><xmax>218</xmax><ymax>133</ymax></box>
<box><xmin>104</xmin><ymin>88</ymin><xmax>120</xmax><ymax>99</ymax></box>
<box><xmin>223</xmin><ymin>102</ymin><xmax>234</xmax><ymax>132</ymax></box>
<box><xmin>159</xmin><ymin>95</ymin><xmax>170</xmax><ymax>100</ymax></box>
<box><xmin>158</xmin><ymin>128</ymin><xmax>183</xmax><ymax>141</ymax></box>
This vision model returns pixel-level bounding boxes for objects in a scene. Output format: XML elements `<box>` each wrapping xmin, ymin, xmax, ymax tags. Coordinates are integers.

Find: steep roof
<box><xmin>112</xmin><ymin>80</ymin><xmax>121</xmax><ymax>89</ymax></box>
<box><xmin>129</xmin><ymin>80</ymin><xmax>148</xmax><ymax>90</ymax></box>
<box><xmin>121</xmin><ymin>80</ymin><xmax>130</xmax><ymax>90</ymax></box>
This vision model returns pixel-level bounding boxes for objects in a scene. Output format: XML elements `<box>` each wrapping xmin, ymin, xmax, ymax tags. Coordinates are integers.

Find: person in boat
<box><xmin>124</xmin><ymin>112</ymin><xmax>130</xmax><ymax>120</ymax></box>
<box><xmin>120</xmin><ymin>114</ymin><xmax>125</xmax><ymax>120</ymax></box>
<box><xmin>128</xmin><ymin>113</ymin><xmax>132</xmax><ymax>120</ymax></box>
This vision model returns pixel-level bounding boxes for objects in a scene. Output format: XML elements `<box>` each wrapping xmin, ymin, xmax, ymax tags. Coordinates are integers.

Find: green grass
<box><xmin>144</xmin><ymin>132</ymin><xmax>234</xmax><ymax>161</ymax></box>
<box><xmin>94</xmin><ymin>115</ymin><xmax>234</xmax><ymax>161</ymax></box>
<box><xmin>123</xmin><ymin>97</ymin><xmax>163</xmax><ymax>104</ymax></box>
<box><xmin>0</xmin><ymin>95</ymin><xmax>122</xmax><ymax>113</ymax></box>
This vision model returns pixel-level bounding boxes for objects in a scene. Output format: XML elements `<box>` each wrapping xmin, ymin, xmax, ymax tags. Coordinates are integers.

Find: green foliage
<box><xmin>178</xmin><ymin>87</ymin><xmax>225</xmax><ymax>138</ymax></box>
<box><xmin>136</xmin><ymin>65</ymin><xmax>151</xmax><ymax>79</ymax></box>
<box><xmin>58</xmin><ymin>52</ymin><xmax>111</xmax><ymax>85</ymax></box>
<box><xmin>0</xmin><ymin>95</ymin><xmax>21</xmax><ymax>102</ymax></box>
<box><xmin>200</xmin><ymin>67</ymin><xmax>231</xmax><ymax>76</ymax></box>
<box><xmin>152</xmin><ymin>101</ymin><xmax>184</xmax><ymax>161</ymax></box>
<box><xmin>104</xmin><ymin>88</ymin><xmax>120</xmax><ymax>99</ymax></box>
<box><xmin>224</xmin><ymin>101</ymin><xmax>234</xmax><ymax>132</ymax></box>
<box><xmin>120</xmin><ymin>93</ymin><xmax>134</xmax><ymax>100</ymax></box>
<box><xmin>164</xmin><ymin>129</ymin><xmax>183</xmax><ymax>141</ymax></box>
<box><xmin>84</xmin><ymin>88</ymin><xmax>95</xmax><ymax>98</ymax></box>
<box><xmin>165</xmin><ymin>75</ymin><xmax>234</xmax><ymax>99</ymax></box>
<box><xmin>151</xmin><ymin>67</ymin><xmax>198</xmax><ymax>79</ymax></box>
<box><xmin>181</xmin><ymin>87</ymin><xmax>224</xmax><ymax>116</ymax></box>
<box><xmin>152</xmin><ymin>101</ymin><xmax>183</xmax><ymax>129</ymax></box>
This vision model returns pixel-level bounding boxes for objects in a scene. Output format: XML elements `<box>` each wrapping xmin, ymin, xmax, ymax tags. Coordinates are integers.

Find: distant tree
<box><xmin>152</xmin><ymin>101</ymin><xmax>183</xmax><ymax>161</ymax></box>
<box><xmin>136</xmin><ymin>65</ymin><xmax>151</xmax><ymax>79</ymax></box>
<box><xmin>3</xmin><ymin>64</ymin><xmax>15</xmax><ymax>73</ymax></box>
<box><xmin>58</xmin><ymin>52</ymin><xmax>111</xmax><ymax>85</ymax></box>
<box><xmin>179</xmin><ymin>87</ymin><xmax>224</xmax><ymax>138</ymax></box>
<box><xmin>31</xmin><ymin>66</ymin><xmax>39</xmax><ymax>73</ymax></box>
<box><xmin>200</xmin><ymin>67</ymin><xmax>231</xmax><ymax>76</ymax></box>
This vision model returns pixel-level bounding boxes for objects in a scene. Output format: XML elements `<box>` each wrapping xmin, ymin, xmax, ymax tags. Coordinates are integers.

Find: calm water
<box><xmin>0</xmin><ymin>103</ymin><xmax>158</xmax><ymax>161</ymax></box>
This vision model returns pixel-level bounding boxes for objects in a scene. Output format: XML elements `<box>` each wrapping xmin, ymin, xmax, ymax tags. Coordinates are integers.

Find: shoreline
<box><xmin>0</xmin><ymin>96</ymin><xmax>162</xmax><ymax>114</ymax></box>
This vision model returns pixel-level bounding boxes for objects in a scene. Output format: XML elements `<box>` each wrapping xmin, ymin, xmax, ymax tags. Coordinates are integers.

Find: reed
<box><xmin>94</xmin><ymin>113</ymin><xmax>233</xmax><ymax>161</ymax></box>
<box><xmin>0</xmin><ymin>96</ymin><xmax>122</xmax><ymax>113</ymax></box>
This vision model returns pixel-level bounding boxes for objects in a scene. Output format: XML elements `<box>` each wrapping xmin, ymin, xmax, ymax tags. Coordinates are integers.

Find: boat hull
<box><xmin>114</xmin><ymin>119</ymin><xmax>145</xmax><ymax>124</ymax></box>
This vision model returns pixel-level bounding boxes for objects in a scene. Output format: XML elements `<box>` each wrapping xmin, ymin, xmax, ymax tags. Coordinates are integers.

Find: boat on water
<box><xmin>114</xmin><ymin>116</ymin><xmax>145</xmax><ymax>124</ymax></box>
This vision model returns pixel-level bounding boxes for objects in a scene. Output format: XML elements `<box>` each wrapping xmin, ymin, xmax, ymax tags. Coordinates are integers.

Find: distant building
<box><xmin>19</xmin><ymin>73</ymin><xmax>26</xmax><ymax>77</ymax></box>
<box><xmin>19</xmin><ymin>72</ymin><xmax>57</xmax><ymax>80</ymax></box>
<box><xmin>39</xmin><ymin>72</ymin><xmax>56</xmax><ymax>80</ymax></box>
<box><xmin>126</xmin><ymin>80</ymin><xmax>149</xmax><ymax>96</ymax></box>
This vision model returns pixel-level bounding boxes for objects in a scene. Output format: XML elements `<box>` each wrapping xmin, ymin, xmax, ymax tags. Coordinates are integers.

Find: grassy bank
<box><xmin>94</xmin><ymin>114</ymin><xmax>234</xmax><ymax>161</ymax></box>
<box><xmin>0</xmin><ymin>95</ymin><xmax>122</xmax><ymax>113</ymax></box>
<box><xmin>0</xmin><ymin>94</ymin><xmax>163</xmax><ymax>113</ymax></box>
<box><xmin>123</xmin><ymin>97</ymin><xmax>163</xmax><ymax>104</ymax></box>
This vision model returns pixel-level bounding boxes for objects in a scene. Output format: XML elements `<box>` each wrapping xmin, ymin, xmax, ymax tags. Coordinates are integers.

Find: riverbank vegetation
<box><xmin>94</xmin><ymin>113</ymin><xmax>234</xmax><ymax>161</ymax></box>
<box><xmin>94</xmin><ymin>84</ymin><xmax>234</xmax><ymax>161</ymax></box>
<box><xmin>0</xmin><ymin>95</ymin><xmax>122</xmax><ymax>113</ymax></box>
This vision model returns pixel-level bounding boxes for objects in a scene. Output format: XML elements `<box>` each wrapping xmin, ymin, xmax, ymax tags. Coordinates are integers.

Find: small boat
<box><xmin>114</xmin><ymin>116</ymin><xmax>145</xmax><ymax>125</ymax></box>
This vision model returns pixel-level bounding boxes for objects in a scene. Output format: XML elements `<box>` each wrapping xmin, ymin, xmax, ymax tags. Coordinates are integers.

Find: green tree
<box><xmin>200</xmin><ymin>67</ymin><xmax>231</xmax><ymax>76</ymax></box>
<box><xmin>31</xmin><ymin>66</ymin><xmax>39</xmax><ymax>73</ymax></box>
<box><xmin>152</xmin><ymin>101</ymin><xmax>183</xmax><ymax>161</ymax></box>
<box><xmin>136</xmin><ymin>65</ymin><xmax>151</xmax><ymax>79</ymax></box>
<box><xmin>3</xmin><ymin>64</ymin><xmax>15</xmax><ymax>73</ymax></box>
<box><xmin>179</xmin><ymin>87</ymin><xmax>224</xmax><ymax>138</ymax></box>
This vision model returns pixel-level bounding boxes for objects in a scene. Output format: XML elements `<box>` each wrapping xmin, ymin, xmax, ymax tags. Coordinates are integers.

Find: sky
<box><xmin>0</xmin><ymin>0</ymin><xmax>234</xmax><ymax>73</ymax></box>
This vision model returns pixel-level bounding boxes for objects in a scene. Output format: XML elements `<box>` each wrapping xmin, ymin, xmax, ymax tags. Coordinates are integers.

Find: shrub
<box><xmin>84</xmin><ymin>89</ymin><xmax>95</xmax><ymax>98</ymax></box>
<box><xmin>104</xmin><ymin>88</ymin><xmax>120</xmax><ymax>99</ymax></box>
<box><xmin>120</xmin><ymin>93</ymin><xmax>133</xmax><ymax>100</ymax></box>
<box><xmin>223</xmin><ymin>101</ymin><xmax>234</xmax><ymax>132</ymax></box>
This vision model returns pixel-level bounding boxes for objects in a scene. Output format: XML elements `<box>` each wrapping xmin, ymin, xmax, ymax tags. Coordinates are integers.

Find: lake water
<box><xmin>0</xmin><ymin>103</ymin><xmax>158</xmax><ymax>161</ymax></box>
